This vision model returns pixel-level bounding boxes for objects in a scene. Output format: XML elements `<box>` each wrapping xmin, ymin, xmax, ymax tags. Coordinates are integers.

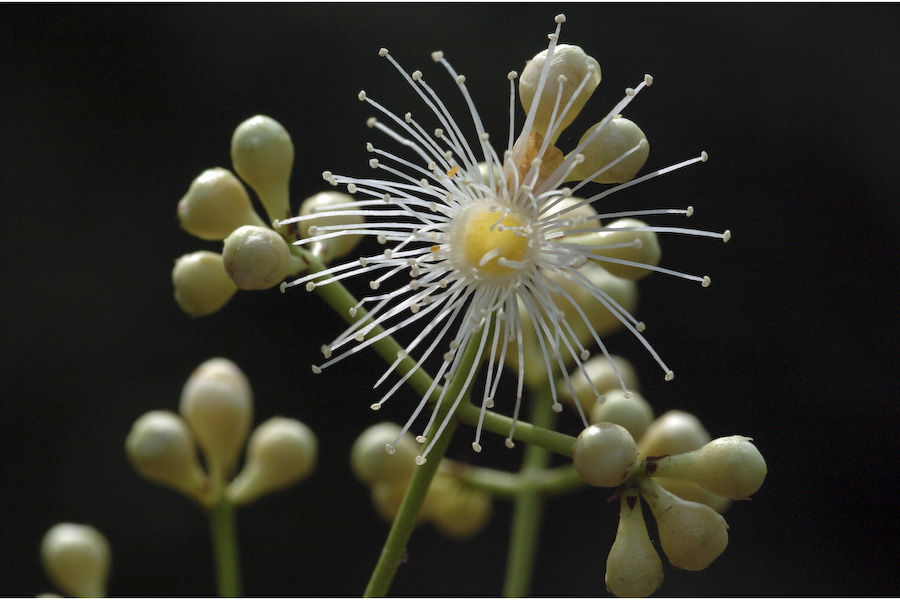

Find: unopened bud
<box><xmin>655</xmin><ymin>477</ymin><xmax>732</xmax><ymax>514</ymax></box>
<box><xmin>222</xmin><ymin>225</ymin><xmax>303</xmax><ymax>290</ymax></box>
<box><xmin>591</xmin><ymin>389</ymin><xmax>654</xmax><ymax>444</ymax></box>
<box><xmin>569</xmin><ymin>116</ymin><xmax>649</xmax><ymax>183</ymax></box>
<box><xmin>586</xmin><ymin>218</ymin><xmax>661</xmax><ymax>280</ymax></box>
<box><xmin>638</xmin><ymin>410</ymin><xmax>710</xmax><ymax>459</ymax></box>
<box><xmin>351</xmin><ymin>422</ymin><xmax>418</xmax><ymax>485</ymax></box>
<box><xmin>650</xmin><ymin>436</ymin><xmax>767</xmax><ymax>499</ymax></box>
<box><xmin>605</xmin><ymin>489</ymin><xmax>663</xmax><ymax>597</ymax></box>
<box><xmin>299</xmin><ymin>191</ymin><xmax>364</xmax><ymax>263</ymax></box>
<box><xmin>172</xmin><ymin>251</ymin><xmax>238</xmax><ymax>317</ymax></box>
<box><xmin>231</xmin><ymin>115</ymin><xmax>294</xmax><ymax>223</ymax></box>
<box><xmin>565</xmin><ymin>354</ymin><xmax>640</xmax><ymax>415</ymax></box>
<box><xmin>573</xmin><ymin>423</ymin><xmax>637</xmax><ymax>487</ymax></box>
<box><xmin>41</xmin><ymin>523</ymin><xmax>110</xmax><ymax>598</ymax></box>
<box><xmin>370</xmin><ymin>479</ymin><xmax>425</xmax><ymax>523</ymax></box>
<box><xmin>177</xmin><ymin>168</ymin><xmax>266</xmax><ymax>240</ymax></box>
<box><xmin>428</xmin><ymin>474</ymin><xmax>492</xmax><ymax>540</ymax></box>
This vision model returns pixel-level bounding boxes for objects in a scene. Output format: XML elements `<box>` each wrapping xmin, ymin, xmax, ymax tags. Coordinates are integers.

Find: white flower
<box><xmin>280</xmin><ymin>15</ymin><xmax>729</xmax><ymax>463</ymax></box>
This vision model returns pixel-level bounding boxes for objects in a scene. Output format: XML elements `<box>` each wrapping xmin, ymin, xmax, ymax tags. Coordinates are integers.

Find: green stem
<box><xmin>208</xmin><ymin>499</ymin><xmax>241</xmax><ymax>597</ymax></box>
<box><xmin>456</xmin><ymin>401</ymin><xmax>576</xmax><ymax>457</ymax></box>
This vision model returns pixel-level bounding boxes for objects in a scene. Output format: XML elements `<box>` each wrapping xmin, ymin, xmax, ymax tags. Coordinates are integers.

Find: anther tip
<box><xmin>357</xmin><ymin>90</ymin><xmax>367</xmax><ymax>101</ymax></box>
<box><xmin>505</xmin><ymin>438</ymin><xmax>515</xmax><ymax>449</ymax></box>
<box><xmin>507</xmin><ymin>70</ymin><xmax>518</xmax><ymax>80</ymax></box>
<box><xmin>278</xmin><ymin>282</ymin><xmax>287</xmax><ymax>294</ymax></box>
<box><xmin>378</xmin><ymin>48</ymin><xmax>388</xmax><ymax>57</ymax></box>
<box><xmin>415</xmin><ymin>435</ymin><xmax>427</xmax><ymax>444</ymax></box>
<box><xmin>665</xmin><ymin>370</ymin><xmax>675</xmax><ymax>381</ymax></box>
<box><xmin>686</xmin><ymin>205</ymin><xmax>695</xmax><ymax>217</ymax></box>
<box><xmin>723</xmin><ymin>229</ymin><xmax>732</xmax><ymax>243</ymax></box>
<box><xmin>366</xmin><ymin>117</ymin><xmax>377</xmax><ymax>128</ymax></box>
<box><xmin>702</xmin><ymin>275</ymin><xmax>711</xmax><ymax>287</ymax></box>
<box><xmin>636</xmin><ymin>321</ymin><xmax>646</xmax><ymax>333</ymax></box>
<box><xmin>415</xmin><ymin>455</ymin><xmax>427</xmax><ymax>465</ymax></box>
<box><xmin>552</xmin><ymin>403</ymin><xmax>563</xmax><ymax>414</ymax></box>
<box><xmin>644</xmin><ymin>74</ymin><xmax>654</xmax><ymax>86</ymax></box>
<box><xmin>700</xmin><ymin>150</ymin><xmax>709</xmax><ymax>162</ymax></box>
<box><xmin>555</xmin><ymin>14</ymin><xmax>566</xmax><ymax>23</ymax></box>
<box><xmin>472</xmin><ymin>442</ymin><xmax>482</xmax><ymax>453</ymax></box>
<box><xmin>305</xmin><ymin>282</ymin><xmax>316</xmax><ymax>292</ymax></box>
<box><xmin>384</xmin><ymin>443</ymin><xmax>395</xmax><ymax>455</ymax></box>
<box><xmin>311</xmin><ymin>365</ymin><xmax>322</xmax><ymax>374</ymax></box>
<box><xmin>431</xmin><ymin>50</ymin><xmax>444</xmax><ymax>63</ymax></box>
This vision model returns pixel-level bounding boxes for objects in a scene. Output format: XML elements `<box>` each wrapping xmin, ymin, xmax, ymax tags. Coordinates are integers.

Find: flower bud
<box><xmin>569</xmin><ymin>116</ymin><xmax>649</xmax><ymax>183</ymax></box>
<box><xmin>298</xmin><ymin>191</ymin><xmax>364</xmax><ymax>263</ymax></box>
<box><xmin>177</xmin><ymin>168</ymin><xmax>266</xmax><ymax>240</ymax></box>
<box><xmin>41</xmin><ymin>523</ymin><xmax>111</xmax><ymax>598</ymax></box>
<box><xmin>222</xmin><ymin>225</ymin><xmax>302</xmax><ymax>290</ymax></box>
<box><xmin>231</xmin><ymin>115</ymin><xmax>294</xmax><ymax>223</ymax></box>
<box><xmin>640</xmin><ymin>478</ymin><xmax>728</xmax><ymax>571</ymax></box>
<box><xmin>125</xmin><ymin>411</ymin><xmax>210</xmax><ymax>502</ymax></box>
<box><xmin>227</xmin><ymin>417</ymin><xmax>317</xmax><ymax>505</ymax></box>
<box><xmin>572</xmin><ymin>423</ymin><xmax>637</xmax><ymax>487</ymax></box>
<box><xmin>179</xmin><ymin>358</ymin><xmax>253</xmax><ymax>483</ymax></box>
<box><xmin>428</xmin><ymin>474</ymin><xmax>492</xmax><ymax>540</ymax></box>
<box><xmin>605</xmin><ymin>490</ymin><xmax>663</xmax><ymax>597</ymax></box>
<box><xmin>650</xmin><ymin>436</ymin><xmax>767</xmax><ymax>500</ymax></box>
<box><xmin>591</xmin><ymin>389</ymin><xmax>654</xmax><ymax>444</ymax></box>
<box><xmin>370</xmin><ymin>479</ymin><xmax>427</xmax><ymax>523</ymax></box>
<box><xmin>172</xmin><ymin>251</ymin><xmax>238</xmax><ymax>317</ymax></box>
<box><xmin>541</xmin><ymin>196</ymin><xmax>599</xmax><ymax>239</ymax></box>
<box><xmin>637</xmin><ymin>410</ymin><xmax>710</xmax><ymax>459</ymax></box>
<box><xmin>655</xmin><ymin>477</ymin><xmax>732</xmax><ymax>514</ymax></box>
<box><xmin>564</xmin><ymin>354</ymin><xmax>640</xmax><ymax>415</ymax></box>
<box><xmin>519</xmin><ymin>44</ymin><xmax>601</xmax><ymax>141</ymax></box>
<box><xmin>584</xmin><ymin>218</ymin><xmax>661</xmax><ymax>281</ymax></box>
<box><xmin>351</xmin><ymin>422</ymin><xmax>418</xmax><ymax>485</ymax></box>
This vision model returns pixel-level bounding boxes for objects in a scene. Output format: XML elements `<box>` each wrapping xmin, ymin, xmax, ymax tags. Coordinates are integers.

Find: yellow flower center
<box><xmin>455</xmin><ymin>204</ymin><xmax>531</xmax><ymax>277</ymax></box>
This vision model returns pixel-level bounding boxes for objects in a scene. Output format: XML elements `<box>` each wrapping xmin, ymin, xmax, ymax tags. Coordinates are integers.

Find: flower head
<box><xmin>281</xmin><ymin>15</ymin><xmax>729</xmax><ymax>462</ymax></box>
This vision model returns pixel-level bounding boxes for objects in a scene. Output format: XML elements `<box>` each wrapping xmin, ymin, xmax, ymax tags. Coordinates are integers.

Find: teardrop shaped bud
<box><xmin>591</xmin><ymin>389</ymin><xmax>655</xmax><ymax>444</ymax></box>
<box><xmin>605</xmin><ymin>489</ymin><xmax>663</xmax><ymax>597</ymax></box>
<box><xmin>650</xmin><ymin>436</ymin><xmax>767</xmax><ymax>499</ymax></box>
<box><xmin>428</xmin><ymin>474</ymin><xmax>492</xmax><ymax>540</ymax></box>
<box><xmin>222</xmin><ymin>225</ymin><xmax>304</xmax><ymax>290</ymax></box>
<box><xmin>584</xmin><ymin>218</ymin><xmax>661</xmax><ymax>280</ymax></box>
<box><xmin>655</xmin><ymin>477</ymin><xmax>732</xmax><ymax>514</ymax></box>
<box><xmin>351</xmin><ymin>422</ymin><xmax>418</xmax><ymax>485</ymax></box>
<box><xmin>172</xmin><ymin>251</ymin><xmax>238</xmax><ymax>317</ymax></box>
<box><xmin>569</xmin><ymin>116</ymin><xmax>649</xmax><ymax>183</ymax></box>
<box><xmin>179</xmin><ymin>358</ymin><xmax>253</xmax><ymax>484</ymax></box>
<box><xmin>564</xmin><ymin>355</ymin><xmax>640</xmax><ymax>415</ymax></box>
<box><xmin>640</xmin><ymin>478</ymin><xmax>729</xmax><ymax>571</ymax></box>
<box><xmin>125</xmin><ymin>411</ymin><xmax>211</xmax><ymax>503</ymax></box>
<box><xmin>299</xmin><ymin>191</ymin><xmax>365</xmax><ymax>263</ymax></box>
<box><xmin>370</xmin><ymin>478</ymin><xmax>427</xmax><ymax>523</ymax></box>
<box><xmin>572</xmin><ymin>423</ymin><xmax>638</xmax><ymax>487</ymax></box>
<box><xmin>231</xmin><ymin>115</ymin><xmax>294</xmax><ymax>223</ymax></box>
<box><xmin>227</xmin><ymin>417</ymin><xmax>317</xmax><ymax>505</ymax></box>
<box><xmin>177</xmin><ymin>168</ymin><xmax>266</xmax><ymax>240</ymax></box>
<box><xmin>638</xmin><ymin>410</ymin><xmax>710</xmax><ymax>459</ymax></box>
<box><xmin>41</xmin><ymin>523</ymin><xmax>111</xmax><ymax>598</ymax></box>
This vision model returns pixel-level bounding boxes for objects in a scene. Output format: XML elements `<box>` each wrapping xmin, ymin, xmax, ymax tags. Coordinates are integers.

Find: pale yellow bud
<box><xmin>569</xmin><ymin>116</ymin><xmax>649</xmax><ymax>183</ymax></box>
<box><xmin>41</xmin><ymin>523</ymin><xmax>111</xmax><ymax>598</ymax></box>
<box><xmin>299</xmin><ymin>191</ymin><xmax>364</xmax><ymax>263</ymax></box>
<box><xmin>351</xmin><ymin>422</ymin><xmax>418</xmax><ymax>485</ymax></box>
<box><xmin>125</xmin><ymin>411</ymin><xmax>210</xmax><ymax>503</ymax></box>
<box><xmin>582</xmin><ymin>218</ymin><xmax>661</xmax><ymax>280</ymax></box>
<box><xmin>572</xmin><ymin>423</ymin><xmax>637</xmax><ymax>487</ymax></box>
<box><xmin>172</xmin><ymin>251</ymin><xmax>238</xmax><ymax>317</ymax></box>
<box><xmin>565</xmin><ymin>354</ymin><xmax>640</xmax><ymax>415</ymax></box>
<box><xmin>519</xmin><ymin>44</ymin><xmax>601</xmax><ymax>141</ymax></box>
<box><xmin>638</xmin><ymin>410</ymin><xmax>710</xmax><ymax>459</ymax></box>
<box><xmin>227</xmin><ymin>417</ymin><xmax>317</xmax><ymax>505</ymax></box>
<box><xmin>605</xmin><ymin>490</ymin><xmax>663</xmax><ymax>597</ymax></box>
<box><xmin>650</xmin><ymin>436</ymin><xmax>767</xmax><ymax>499</ymax></box>
<box><xmin>177</xmin><ymin>168</ymin><xmax>266</xmax><ymax>240</ymax></box>
<box><xmin>231</xmin><ymin>115</ymin><xmax>294</xmax><ymax>223</ymax></box>
<box><xmin>370</xmin><ymin>479</ymin><xmax>427</xmax><ymax>523</ymax></box>
<box><xmin>591</xmin><ymin>389</ymin><xmax>655</xmax><ymax>443</ymax></box>
<box><xmin>541</xmin><ymin>196</ymin><xmax>599</xmax><ymax>239</ymax></box>
<box><xmin>179</xmin><ymin>358</ymin><xmax>253</xmax><ymax>483</ymax></box>
<box><xmin>222</xmin><ymin>225</ymin><xmax>303</xmax><ymax>290</ymax></box>
<box><xmin>428</xmin><ymin>474</ymin><xmax>492</xmax><ymax>540</ymax></box>
<box><xmin>640</xmin><ymin>478</ymin><xmax>729</xmax><ymax>571</ymax></box>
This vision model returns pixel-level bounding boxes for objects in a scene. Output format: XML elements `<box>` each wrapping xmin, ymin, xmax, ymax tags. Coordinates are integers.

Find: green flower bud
<box><xmin>179</xmin><ymin>358</ymin><xmax>253</xmax><ymax>484</ymax></box>
<box><xmin>572</xmin><ymin>423</ymin><xmax>637</xmax><ymax>487</ymax></box>
<box><xmin>581</xmin><ymin>218</ymin><xmax>661</xmax><ymax>281</ymax></box>
<box><xmin>638</xmin><ymin>410</ymin><xmax>710</xmax><ymax>459</ymax></box>
<box><xmin>298</xmin><ymin>191</ymin><xmax>364</xmax><ymax>263</ymax></box>
<box><xmin>564</xmin><ymin>354</ymin><xmax>640</xmax><ymax>415</ymax></box>
<box><xmin>227</xmin><ymin>417</ymin><xmax>317</xmax><ymax>505</ymax></box>
<box><xmin>650</xmin><ymin>436</ymin><xmax>767</xmax><ymax>500</ymax></box>
<box><xmin>370</xmin><ymin>478</ymin><xmax>425</xmax><ymax>523</ymax></box>
<box><xmin>569</xmin><ymin>116</ymin><xmax>649</xmax><ymax>184</ymax></box>
<box><xmin>41</xmin><ymin>523</ymin><xmax>111</xmax><ymax>598</ymax></box>
<box><xmin>428</xmin><ymin>474</ymin><xmax>492</xmax><ymax>540</ymax></box>
<box><xmin>640</xmin><ymin>478</ymin><xmax>729</xmax><ymax>571</ymax></box>
<box><xmin>177</xmin><ymin>168</ymin><xmax>266</xmax><ymax>241</ymax></box>
<box><xmin>351</xmin><ymin>422</ymin><xmax>418</xmax><ymax>485</ymax></box>
<box><xmin>125</xmin><ymin>411</ymin><xmax>211</xmax><ymax>503</ymax></box>
<box><xmin>222</xmin><ymin>225</ymin><xmax>304</xmax><ymax>290</ymax></box>
<box><xmin>172</xmin><ymin>251</ymin><xmax>238</xmax><ymax>317</ymax></box>
<box><xmin>519</xmin><ymin>44</ymin><xmax>601</xmax><ymax>142</ymax></box>
<box><xmin>591</xmin><ymin>389</ymin><xmax>655</xmax><ymax>444</ymax></box>
<box><xmin>605</xmin><ymin>489</ymin><xmax>663</xmax><ymax>598</ymax></box>
<box><xmin>231</xmin><ymin>115</ymin><xmax>294</xmax><ymax>223</ymax></box>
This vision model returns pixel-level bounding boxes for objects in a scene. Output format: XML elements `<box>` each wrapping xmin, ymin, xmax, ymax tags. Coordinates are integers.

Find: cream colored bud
<box><xmin>299</xmin><ymin>191</ymin><xmax>364</xmax><ymax>263</ymax></box>
<box><xmin>565</xmin><ymin>354</ymin><xmax>640</xmax><ymax>415</ymax></box>
<box><xmin>41</xmin><ymin>523</ymin><xmax>111</xmax><ymax>598</ymax></box>
<box><xmin>179</xmin><ymin>358</ymin><xmax>253</xmax><ymax>482</ymax></box>
<box><xmin>640</xmin><ymin>478</ymin><xmax>728</xmax><ymax>571</ymax></box>
<box><xmin>231</xmin><ymin>115</ymin><xmax>294</xmax><ymax>223</ymax></box>
<box><xmin>370</xmin><ymin>479</ymin><xmax>427</xmax><ymax>523</ymax></box>
<box><xmin>542</xmin><ymin>196</ymin><xmax>599</xmax><ymax>239</ymax></box>
<box><xmin>638</xmin><ymin>410</ymin><xmax>710</xmax><ymax>459</ymax></box>
<box><xmin>222</xmin><ymin>225</ymin><xmax>302</xmax><ymax>290</ymax></box>
<box><xmin>583</xmin><ymin>218</ymin><xmax>661</xmax><ymax>280</ymax></box>
<box><xmin>351</xmin><ymin>422</ymin><xmax>418</xmax><ymax>485</ymax></box>
<box><xmin>519</xmin><ymin>44</ymin><xmax>601</xmax><ymax>141</ymax></box>
<box><xmin>591</xmin><ymin>389</ymin><xmax>655</xmax><ymax>443</ymax></box>
<box><xmin>428</xmin><ymin>474</ymin><xmax>492</xmax><ymax>540</ymax></box>
<box><xmin>477</xmin><ymin>161</ymin><xmax>503</xmax><ymax>185</ymax></box>
<box><xmin>177</xmin><ymin>168</ymin><xmax>266</xmax><ymax>240</ymax></box>
<box><xmin>650</xmin><ymin>436</ymin><xmax>767</xmax><ymax>499</ymax></box>
<box><xmin>227</xmin><ymin>417</ymin><xmax>317</xmax><ymax>505</ymax></box>
<box><xmin>573</xmin><ymin>423</ymin><xmax>637</xmax><ymax>487</ymax></box>
<box><xmin>172</xmin><ymin>251</ymin><xmax>238</xmax><ymax>317</ymax></box>
<box><xmin>125</xmin><ymin>411</ymin><xmax>210</xmax><ymax>502</ymax></box>
<box><xmin>569</xmin><ymin>116</ymin><xmax>649</xmax><ymax>183</ymax></box>
<box><xmin>605</xmin><ymin>490</ymin><xmax>663</xmax><ymax>597</ymax></box>
<box><xmin>656</xmin><ymin>477</ymin><xmax>732</xmax><ymax>514</ymax></box>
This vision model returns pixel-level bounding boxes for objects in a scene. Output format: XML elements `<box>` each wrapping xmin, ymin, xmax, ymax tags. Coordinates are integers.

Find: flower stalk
<box><xmin>208</xmin><ymin>498</ymin><xmax>241</xmax><ymax>597</ymax></box>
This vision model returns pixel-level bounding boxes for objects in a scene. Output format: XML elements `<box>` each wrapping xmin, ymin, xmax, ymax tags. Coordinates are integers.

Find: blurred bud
<box><xmin>564</xmin><ymin>354</ymin><xmax>640</xmax><ymax>415</ymax></box>
<box><xmin>370</xmin><ymin>479</ymin><xmax>426</xmax><ymax>523</ymax></box>
<box><xmin>655</xmin><ymin>477</ymin><xmax>732</xmax><ymax>514</ymax></box>
<box><xmin>41</xmin><ymin>523</ymin><xmax>110</xmax><ymax>598</ymax></box>
<box><xmin>351</xmin><ymin>422</ymin><xmax>418</xmax><ymax>485</ymax></box>
<box><xmin>640</xmin><ymin>478</ymin><xmax>729</xmax><ymax>571</ymax></box>
<box><xmin>227</xmin><ymin>417</ymin><xmax>317</xmax><ymax>505</ymax></box>
<box><xmin>569</xmin><ymin>116</ymin><xmax>649</xmax><ymax>184</ymax></box>
<box><xmin>298</xmin><ymin>191</ymin><xmax>364</xmax><ymax>263</ymax></box>
<box><xmin>222</xmin><ymin>225</ymin><xmax>303</xmax><ymax>290</ymax></box>
<box><xmin>579</xmin><ymin>218</ymin><xmax>661</xmax><ymax>281</ymax></box>
<box><xmin>172</xmin><ymin>251</ymin><xmax>238</xmax><ymax>317</ymax></box>
<box><xmin>605</xmin><ymin>489</ymin><xmax>663</xmax><ymax>597</ymax></box>
<box><xmin>638</xmin><ymin>410</ymin><xmax>710</xmax><ymax>459</ymax></box>
<box><xmin>231</xmin><ymin>115</ymin><xmax>294</xmax><ymax>223</ymax></box>
<box><xmin>177</xmin><ymin>168</ymin><xmax>266</xmax><ymax>241</ymax></box>
<box><xmin>591</xmin><ymin>389</ymin><xmax>655</xmax><ymax>443</ymax></box>
<box><xmin>179</xmin><ymin>358</ymin><xmax>253</xmax><ymax>482</ymax></box>
<box><xmin>125</xmin><ymin>411</ymin><xmax>210</xmax><ymax>502</ymax></box>
<box><xmin>519</xmin><ymin>44</ymin><xmax>601</xmax><ymax>141</ymax></box>
<box><xmin>428</xmin><ymin>474</ymin><xmax>492</xmax><ymax>540</ymax></box>
<box><xmin>573</xmin><ymin>423</ymin><xmax>637</xmax><ymax>487</ymax></box>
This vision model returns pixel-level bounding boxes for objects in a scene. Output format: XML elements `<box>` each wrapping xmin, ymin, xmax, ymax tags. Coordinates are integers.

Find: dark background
<box><xmin>2</xmin><ymin>4</ymin><xmax>897</xmax><ymax>597</ymax></box>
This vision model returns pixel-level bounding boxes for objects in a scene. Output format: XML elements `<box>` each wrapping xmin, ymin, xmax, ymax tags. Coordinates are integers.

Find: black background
<box><xmin>2</xmin><ymin>4</ymin><xmax>897</xmax><ymax>597</ymax></box>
